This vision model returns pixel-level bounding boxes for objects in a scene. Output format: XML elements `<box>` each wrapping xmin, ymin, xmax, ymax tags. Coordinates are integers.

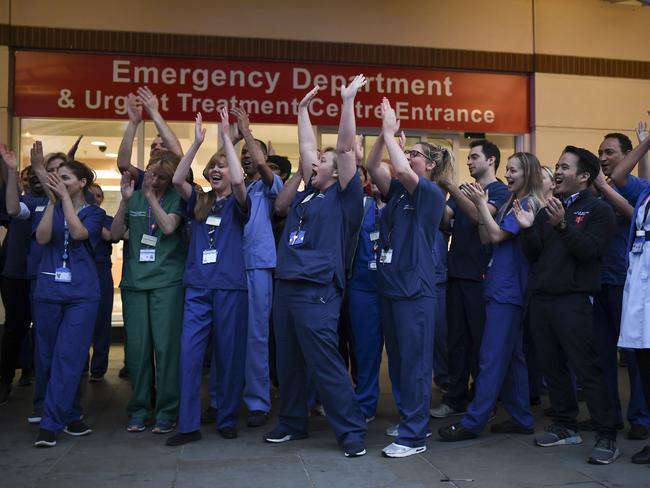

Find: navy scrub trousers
<box><xmin>273</xmin><ymin>279</ymin><xmax>366</xmax><ymax>450</ymax></box>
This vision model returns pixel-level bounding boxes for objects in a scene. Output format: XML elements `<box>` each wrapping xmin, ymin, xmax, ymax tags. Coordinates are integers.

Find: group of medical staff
<box><xmin>1</xmin><ymin>80</ymin><xmax>650</xmax><ymax>465</ymax></box>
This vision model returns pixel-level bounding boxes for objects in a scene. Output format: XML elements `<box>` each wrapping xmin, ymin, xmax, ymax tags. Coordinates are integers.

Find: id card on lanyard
<box><xmin>632</xmin><ymin>195</ymin><xmax>650</xmax><ymax>254</ymax></box>
<box><xmin>289</xmin><ymin>192</ymin><xmax>315</xmax><ymax>246</ymax></box>
<box><xmin>55</xmin><ymin>213</ymin><xmax>77</xmax><ymax>283</ymax></box>
<box><xmin>369</xmin><ymin>204</ymin><xmax>381</xmax><ymax>270</ymax></box>
<box><xmin>380</xmin><ymin>193</ymin><xmax>405</xmax><ymax>266</ymax></box>
<box><xmin>139</xmin><ymin>199</ymin><xmax>162</xmax><ymax>262</ymax></box>
<box><xmin>203</xmin><ymin>200</ymin><xmax>223</xmax><ymax>264</ymax></box>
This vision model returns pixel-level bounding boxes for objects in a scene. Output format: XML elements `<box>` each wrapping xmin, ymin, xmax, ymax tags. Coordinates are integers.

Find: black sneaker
<box><xmin>438</xmin><ymin>422</ymin><xmax>477</xmax><ymax>442</ymax></box>
<box><xmin>247</xmin><ymin>410</ymin><xmax>268</xmax><ymax>428</ymax></box>
<box><xmin>0</xmin><ymin>383</ymin><xmax>11</xmax><ymax>406</ymax></box>
<box><xmin>64</xmin><ymin>420</ymin><xmax>92</xmax><ymax>436</ymax></box>
<box><xmin>343</xmin><ymin>442</ymin><xmax>367</xmax><ymax>458</ymax></box>
<box><xmin>219</xmin><ymin>427</ymin><xmax>238</xmax><ymax>439</ymax></box>
<box><xmin>588</xmin><ymin>437</ymin><xmax>620</xmax><ymax>465</ymax></box>
<box><xmin>263</xmin><ymin>427</ymin><xmax>308</xmax><ymax>443</ymax></box>
<box><xmin>201</xmin><ymin>406</ymin><xmax>217</xmax><ymax>424</ymax></box>
<box><xmin>631</xmin><ymin>445</ymin><xmax>650</xmax><ymax>464</ymax></box>
<box><xmin>118</xmin><ymin>366</ymin><xmax>129</xmax><ymax>379</ymax></box>
<box><xmin>34</xmin><ymin>429</ymin><xmax>57</xmax><ymax>447</ymax></box>
<box><xmin>166</xmin><ymin>431</ymin><xmax>202</xmax><ymax>446</ymax></box>
<box><xmin>490</xmin><ymin>419</ymin><xmax>534</xmax><ymax>435</ymax></box>
<box><xmin>27</xmin><ymin>410</ymin><xmax>42</xmax><ymax>424</ymax></box>
<box><xmin>629</xmin><ymin>424</ymin><xmax>650</xmax><ymax>441</ymax></box>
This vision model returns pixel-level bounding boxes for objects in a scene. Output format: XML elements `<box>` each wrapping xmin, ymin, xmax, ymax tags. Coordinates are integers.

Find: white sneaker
<box><xmin>385</xmin><ymin>424</ymin><xmax>432</xmax><ymax>438</ymax></box>
<box><xmin>381</xmin><ymin>442</ymin><xmax>426</xmax><ymax>458</ymax></box>
<box><xmin>430</xmin><ymin>403</ymin><xmax>464</xmax><ymax>419</ymax></box>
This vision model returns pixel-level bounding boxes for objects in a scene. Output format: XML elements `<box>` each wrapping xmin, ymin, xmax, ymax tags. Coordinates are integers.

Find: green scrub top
<box><xmin>119</xmin><ymin>187</ymin><xmax>187</xmax><ymax>291</ymax></box>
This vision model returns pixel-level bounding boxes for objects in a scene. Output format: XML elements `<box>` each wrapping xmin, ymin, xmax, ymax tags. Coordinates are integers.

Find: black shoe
<box><xmin>629</xmin><ymin>424</ymin><xmax>650</xmax><ymax>441</ymax></box>
<box><xmin>0</xmin><ymin>383</ymin><xmax>11</xmax><ymax>405</ymax></box>
<box><xmin>631</xmin><ymin>445</ymin><xmax>650</xmax><ymax>464</ymax></box>
<box><xmin>201</xmin><ymin>406</ymin><xmax>217</xmax><ymax>425</ymax></box>
<box><xmin>219</xmin><ymin>427</ymin><xmax>238</xmax><ymax>439</ymax></box>
<box><xmin>18</xmin><ymin>369</ymin><xmax>32</xmax><ymax>386</ymax></box>
<box><xmin>438</xmin><ymin>422</ymin><xmax>477</xmax><ymax>442</ymax></box>
<box><xmin>490</xmin><ymin>419</ymin><xmax>534</xmax><ymax>435</ymax></box>
<box><xmin>34</xmin><ymin>429</ymin><xmax>57</xmax><ymax>447</ymax></box>
<box><xmin>343</xmin><ymin>442</ymin><xmax>367</xmax><ymax>458</ymax></box>
<box><xmin>263</xmin><ymin>427</ymin><xmax>308</xmax><ymax>443</ymax></box>
<box><xmin>166</xmin><ymin>431</ymin><xmax>202</xmax><ymax>446</ymax></box>
<box><xmin>247</xmin><ymin>410</ymin><xmax>268</xmax><ymax>428</ymax></box>
<box><xmin>118</xmin><ymin>366</ymin><xmax>129</xmax><ymax>379</ymax></box>
<box><xmin>543</xmin><ymin>407</ymin><xmax>556</xmax><ymax>417</ymax></box>
<box><xmin>64</xmin><ymin>420</ymin><xmax>92</xmax><ymax>436</ymax></box>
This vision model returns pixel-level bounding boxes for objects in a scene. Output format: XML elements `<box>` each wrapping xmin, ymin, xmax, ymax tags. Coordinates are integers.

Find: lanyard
<box><xmin>207</xmin><ymin>199</ymin><xmax>225</xmax><ymax>249</ymax></box>
<box><xmin>384</xmin><ymin>193</ymin><xmax>406</xmax><ymax>250</ymax></box>
<box><xmin>294</xmin><ymin>191</ymin><xmax>317</xmax><ymax>231</ymax></box>
<box><xmin>637</xmin><ymin>195</ymin><xmax>650</xmax><ymax>231</ymax></box>
<box><xmin>147</xmin><ymin>196</ymin><xmax>165</xmax><ymax>236</ymax></box>
<box><xmin>62</xmin><ymin>204</ymin><xmax>87</xmax><ymax>267</ymax></box>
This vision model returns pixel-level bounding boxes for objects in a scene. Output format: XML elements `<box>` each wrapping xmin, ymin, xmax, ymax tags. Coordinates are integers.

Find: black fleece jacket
<box><xmin>520</xmin><ymin>189</ymin><xmax>615</xmax><ymax>296</ymax></box>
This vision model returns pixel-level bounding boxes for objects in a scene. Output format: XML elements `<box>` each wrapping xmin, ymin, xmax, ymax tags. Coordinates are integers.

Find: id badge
<box><xmin>369</xmin><ymin>231</ymin><xmax>380</xmax><ymax>242</ymax></box>
<box><xmin>202</xmin><ymin>249</ymin><xmax>218</xmax><ymax>264</ymax></box>
<box><xmin>141</xmin><ymin>234</ymin><xmax>158</xmax><ymax>247</ymax></box>
<box><xmin>379</xmin><ymin>248</ymin><xmax>393</xmax><ymax>264</ymax></box>
<box><xmin>54</xmin><ymin>267</ymin><xmax>72</xmax><ymax>283</ymax></box>
<box><xmin>368</xmin><ymin>260</ymin><xmax>377</xmax><ymax>271</ymax></box>
<box><xmin>139</xmin><ymin>248</ymin><xmax>156</xmax><ymax>262</ymax></box>
<box><xmin>206</xmin><ymin>215</ymin><xmax>222</xmax><ymax>227</ymax></box>
<box><xmin>289</xmin><ymin>230</ymin><xmax>306</xmax><ymax>246</ymax></box>
<box><xmin>35</xmin><ymin>205</ymin><xmax>46</xmax><ymax>212</ymax></box>
<box><xmin>632</xmin><ymin>237</ymin><xmax>645</xmax><ymax>254</ymax></box>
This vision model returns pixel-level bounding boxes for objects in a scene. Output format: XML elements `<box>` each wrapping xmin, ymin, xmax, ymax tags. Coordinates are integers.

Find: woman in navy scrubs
<box><xmin>31</xmin><ymin>159</ymin><xmax>105</xmax><ymax>447</ymax></box>
<box><xmin>166</xmin><ymin>110</ymin><xmax>250</xmax><ymax>445</ymax></box>
<box><xmin>438</xmin><ymin>152</ymin><xmax>545</xmax><ymax>441</ymax></box>
<box><xmin>264</xmin><ymin>77</ymin><xmax>368</xmax><ymax>457</ymax></box>
<box><xmin>366</xmin><ymin>98</ymin><xmax>446</xmax><ymax>458</ymax></box>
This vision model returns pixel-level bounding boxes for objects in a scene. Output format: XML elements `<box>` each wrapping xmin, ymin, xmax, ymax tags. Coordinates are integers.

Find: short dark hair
<box><xmin>603</xmin><ymin>133</ymin><xmax>633</xmax><ymax>153</ymax></box>
<box><xmin>469</xmin><ymin>139</ymin><xmax>501</xmax><ymax>170</ymax></box>
<box><xmin>267</xmin><ymin>155</ymin><xmax>291</xmax><ymax>177</ymax></box>
<box><xmin>254</xmin><ymin>139</ymin><xmax>268</xmax><ymax>156</ymax></box>
<box><xmin>562</xmin><ymin>145</ymin><xmax>600</xmax><ymax>184</ymax></box>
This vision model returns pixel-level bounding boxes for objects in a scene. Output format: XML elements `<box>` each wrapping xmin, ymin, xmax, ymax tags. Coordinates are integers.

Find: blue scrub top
<box><xmin>600</xmin><ymin>190</ymin><xmax>630</xmax><ymax>286</ymax></box>
<box><xmin>94</xmin><ymin>213</ymin><xmax>114</xmax><ymax>265</ymax></box>
<box><xmin>617</xmin><ymin>175</ymin><xmax>650</xmax><ymax>259</ymax></box>
<box><xmin>378</xmin><ymin>177</ymin><xmax>445</xmax><ymax>299</ymax></box>
<box><xmin>183</xmin><ymin>187</ymin><xmax>250</xmax><ymax>290</ymax></box>
<box><xmin>24</xmin><ymin>194</ymin><xmax>51</xmax><ymax>280</ymax></box>
<box><xmin>2</xmin><ymin>195</ymin><xmax>35</xmax><ymax>280</ymax></box>
<box><xmin>447</xmin><ymin>180</ymin><xmax>509</xmax><ymax>282</ymax></box>
<box><xmin>348</xmin><ymin>200</ymin><xmax>383</xmax><ymax>292</ymax></box>
<box><xmin>484</xmin><ymin>200</ymin><xmax>530</xmax><ymax>306</ymax></box>
<box><xmin>243</xmin><ymin>176</ymin><xmax>283</xmax><ymax>270</ymax></box>
<box><xmin>275</xmin><ymin>173</ymin><xmax>364</xmax><ymax>289</ymax></box>
<box><xmin>33</xmin><ymin>203</ymin><xmax>105</xmax><ymax>303</ymax></box>
<box><xmin>432</xmin><ymin>228</ymin><xmax>450</xmax><ymax>285</ymax></box>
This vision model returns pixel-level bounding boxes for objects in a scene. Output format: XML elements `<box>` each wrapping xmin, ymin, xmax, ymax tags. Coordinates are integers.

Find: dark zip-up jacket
<box><xmin>520</xmin><ymin>189</ymin><xmax>615</xmax><ymax>295</ymax></box>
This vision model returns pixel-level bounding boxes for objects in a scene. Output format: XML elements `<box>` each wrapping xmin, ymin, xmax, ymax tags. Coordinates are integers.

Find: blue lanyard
<box><xmin>62</xmin><ymin>204</ymin><xmax>87</xmax><ymax>267</ymax></box>
<box><xmin>207</xmin><ymin>199</ymin><xmax>225</xmax><ymax>249</ymax></box>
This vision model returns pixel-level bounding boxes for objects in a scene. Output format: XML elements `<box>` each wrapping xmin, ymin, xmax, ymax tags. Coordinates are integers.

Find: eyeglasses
<box><xmin>404</xmin><ymin>149</ymin><xmax>431</xmax><ymax>161</ymax></box>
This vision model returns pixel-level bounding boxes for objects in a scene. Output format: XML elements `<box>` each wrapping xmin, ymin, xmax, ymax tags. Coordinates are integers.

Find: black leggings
<box><xmin>635</xmin><ymin>349</ymin><xmax>650</xmax><ymax>412</ymax></box>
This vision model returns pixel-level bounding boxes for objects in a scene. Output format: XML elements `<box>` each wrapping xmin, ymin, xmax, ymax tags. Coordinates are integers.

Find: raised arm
<box><xmin>111</xmin><ymin>172</ymin><xmax>134</xmax><ymax>241</ymax></box>
<box><xmin>117</xmin><ymin>93</ymin><xmax>143</xmax><ymax>180</ymax></box>
<box><xmin>46</xmin><ymin>172</ymin><xmax>89</xmax><ymax>241</ymax></box>
<box><xmin>220</xmin><ymin>107</ymin><xmax>247</xmax><ymax>207</ymax></box>
<box><xmin>593</xmin><ymin>169</ymin><xmax>633</xmax><ymax>220</ymax></box>
<box><xmin>173</xmin><ymin>112</ymin><xmax>205</xmax><ymax>201</ymax></box>
<box><xmin>298</xmin><ymin>86</ymin><xmax>320</xmax><ymax>185</ymax></box>
<box><xmin>67</xmin><ymin>135</ymin><xmax>83</xmax><ymax>160</ymax></box>
<box><xmin>274</xmin><ymin>170</ymin><xmax>302</xmax><ymax>217</ymax></box>
<box><xmin>380</xmin><ymin>98</ymin><xmax>419</xmax><ymax>194</ymax></box>
<box><xmin>30</xmin><ymin>141</ymin><xmax>57</xmax><ymax>202</ymax></box>
<box><xmin>142</xmin><ymin>172</ymin><xmax>181</xmax><ymax>235</ymax></box>
<box><xmin>137</xmin><ymin>86</ymin><xmax>183</xmax><ymax>158</ymax></box>
<box><xmin>610</xmin><ymin>112</ymin><xmax>650</xmax><ymax>188</ymax></box>
<box><xmin>0</xmin><ymin>145</ymin><xmax>21</xmax><ymax>217</ymax></box>
<box><xmin>231</xmin><ymin>106</ymin><xmax>274</xmax><ymax>187</ymax></box>
<box><xmin>337</xmin><ymin>75</ymin><xmax>367</xmax><ymax>190</ymax></box>
<box><xmin>636</xmin><ymin>120</ymin><xmax>649</xmax><ymax>180</ymax></box>
<box><xmin>365</xmin><ymin>134</ymin><xmax>391</xmax><ymax>196</ymax></box>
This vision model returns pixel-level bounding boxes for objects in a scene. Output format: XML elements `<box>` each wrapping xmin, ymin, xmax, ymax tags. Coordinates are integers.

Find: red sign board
<box><xmin>14</xmin><ymin>51</ymin><xmax>530</xmax><ymax>133</ymax></box>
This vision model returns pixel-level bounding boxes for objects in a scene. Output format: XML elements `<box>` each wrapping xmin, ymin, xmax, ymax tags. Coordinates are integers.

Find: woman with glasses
<box><xmin>366</xmin><ymin>99</ymin><xmax>446</xmax><ymax>458</ymax></box>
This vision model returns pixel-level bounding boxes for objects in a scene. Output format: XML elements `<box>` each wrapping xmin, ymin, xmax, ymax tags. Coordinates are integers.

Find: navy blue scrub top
<box><xmin>432</xmin><ymin>228</ymin><xmax>450</xmax><ymax>285</ymax></box>
<box><xmin>447</xmin><ymin>180</ymin><xmax>509</xmax><ymax>282</ymax></box>
<box><xmin>24</xmin><ymin>194</ymin><xmax>51</xmax><ymax>280</ymax></box>
<box><xmin>275</xmin><ymin>173</ymin><xmax>364</xmax><ymax>289</ymax></box>
<box><xmin>33</xmin><ymin>203</ymin><xmax>105</xmax><ymax>303</ymax></box>
<box><xmin>600</xmin><ymin>191</ymin><xmax>630</xmax><ymax>287</ymax></box>
<box><xmin>348</xmin><ymin>199</ymin><xmax>383</xmax><ymax>292</ymax></box>
<box><xmin>2</xmin><ymin>195</ymin><xmax>35</xmax><ymax>280</ymax></box>
<box><xmin>183</xmin><ymin>187</ymin><xmax>250</xmax><ymax>290</ymax></box>
<box><xmin>484</xmin><ymin>200</ymin><xmax>530</xmax><ymax>307</ymax></box>
<box><xmin>378</xmin><ymin>177</ymin><xmax>445</xmax><ymax>299</ymax></box>
<box><xmin>94</xmin><ymin>213</ymin><xmax>114</xmax><ymax>265</ymax></box>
